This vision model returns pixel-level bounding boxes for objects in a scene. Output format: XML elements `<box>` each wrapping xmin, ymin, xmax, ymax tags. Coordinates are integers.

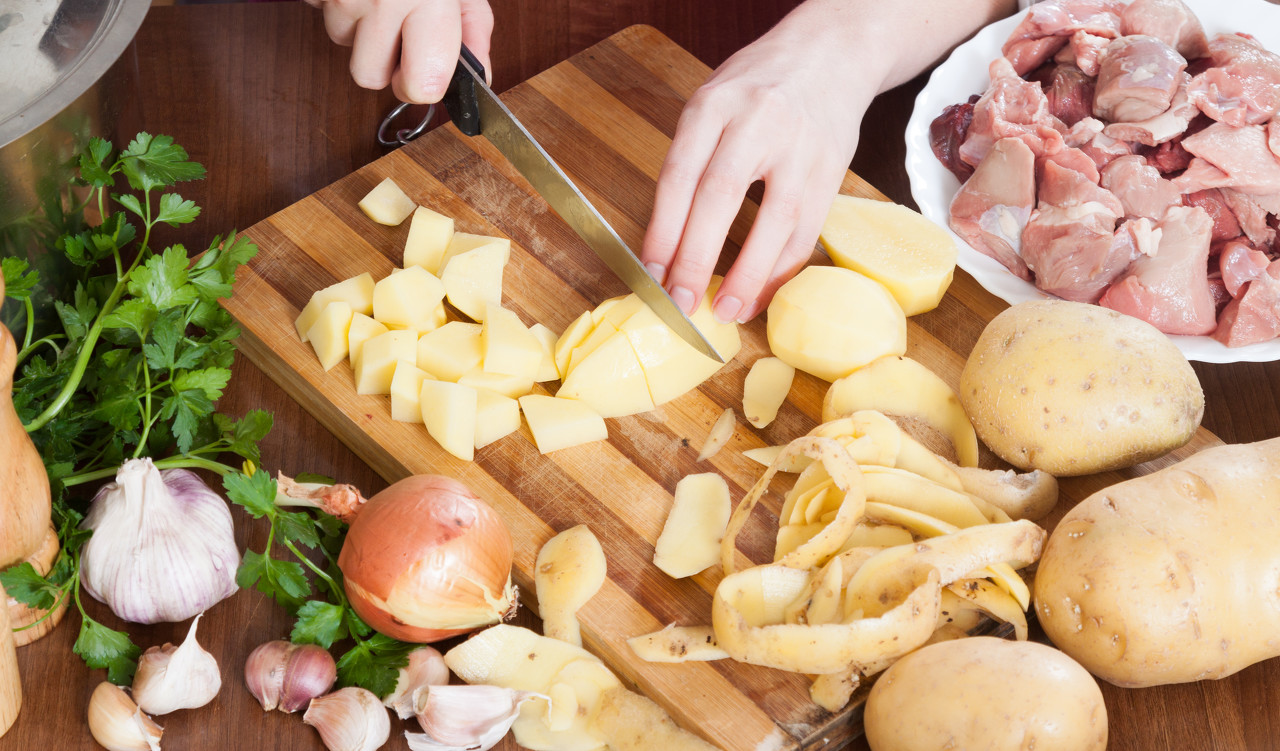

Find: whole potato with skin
<box><xmin>1034</xmin><ymin>437</ymin><xmax>1280</xmax><ymax>688</ymax></box>
<box><xmin>960</xmin><ymin>300</ymin><xmax>1203</xmax><ymax>476</ymax></box>
<box><xmin>864</xmin><ymin>636</ymin><xmax>1107</xmax><ymax>751</ymax></box>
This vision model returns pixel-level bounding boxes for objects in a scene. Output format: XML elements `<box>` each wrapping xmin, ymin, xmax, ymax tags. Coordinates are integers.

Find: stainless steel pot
<box><xmin>0</xmin><ymin>0</ymin><xmax>149</xmax><ymax>324</ymax></box>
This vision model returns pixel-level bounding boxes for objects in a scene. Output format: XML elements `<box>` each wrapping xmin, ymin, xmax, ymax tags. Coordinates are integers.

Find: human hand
<box><xmin>640</xmin><ymin>1</ymin><xmax>880</xmax><ymax>324</ymax></box>
<box><xmin>305</xmin><ymin>0</ymin><xmax>494</xmax><ymax>104</ymax></box>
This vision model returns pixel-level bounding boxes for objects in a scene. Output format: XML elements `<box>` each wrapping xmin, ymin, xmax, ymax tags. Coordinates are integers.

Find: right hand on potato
<box><xmin>640</xmin><ymin>0</ymin><xmax>882</xmax><ymax>325</ymax></box>
<box><xmin>304</xmin><ymin>0</ymin><xmax>494</xmax><ymax>104</ymax></box>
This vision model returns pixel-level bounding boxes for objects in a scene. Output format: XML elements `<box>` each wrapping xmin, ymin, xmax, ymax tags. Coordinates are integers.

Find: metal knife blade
<box><xmin>443</xmin><ymin>47</ymin><xmax>723</xmax><ymax>363</ymax></box>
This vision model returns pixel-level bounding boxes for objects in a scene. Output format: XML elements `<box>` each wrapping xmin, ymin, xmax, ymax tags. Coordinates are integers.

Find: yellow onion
<box><xmin>338</xmin><ymin>475</ymin><xmax>517</xmax><ymax>642</ymax></box>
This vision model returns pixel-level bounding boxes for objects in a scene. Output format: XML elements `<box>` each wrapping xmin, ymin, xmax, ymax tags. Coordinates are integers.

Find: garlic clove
<box><xmin>88</xmin><ymin>682</ymin><xmax>164</xmax><ymax>751</ymax></box>
<box><xmin>383</xmin><ymin>646</ymin><xmax>450</xmax><ymax>719</ymax></box>
<box><xmin>411</xmin><ymin>684</ymin><xmax>541</xmax><ymax>750</ymax></box>
<box><xmin>132</xmin><ymin>614</ymin><xmax>221</xmax><ymax>715</ymax></box>
<box><xmin>245</xmin><ymin>640</ymin><xmax>337</xmax><ymax>713</ymax></box>
<box><xmin>303</xmin><ymin>686</ymin><xmax>391</xmax><ymax>751</ymax></box>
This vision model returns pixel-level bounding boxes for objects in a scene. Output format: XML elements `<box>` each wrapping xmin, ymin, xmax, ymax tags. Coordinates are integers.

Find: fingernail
<box><xmin>713</xmin><ymin>295</ymin><xmax>743</xmax><ymax>325</ymax></box>
<box><xmin>645</xmin><ymin>262</ymin><xmax>666</xmax><ymax>283</ymax></box>
<box><xmin>735</xmin><ymin>300</ymin><xmax>760</xmax><ymax>324</ymax></box>
<box><xmin>668</xmin><ymin>285</ymin><xmax>695</xmax><ymax>315</ymax></box>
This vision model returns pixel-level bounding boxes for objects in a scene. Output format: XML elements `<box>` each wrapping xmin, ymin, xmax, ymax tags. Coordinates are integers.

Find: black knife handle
<box><xmin>442</xmin><ymin>44</ymin><xmax>486</xmax><ymax>137</ymax></box>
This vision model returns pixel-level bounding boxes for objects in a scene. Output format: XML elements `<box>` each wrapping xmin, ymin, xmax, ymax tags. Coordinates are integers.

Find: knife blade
<box><xmin>441</xmin><ymin>45</ymin><xmax>723</xmax><ymax>363</ymax></box>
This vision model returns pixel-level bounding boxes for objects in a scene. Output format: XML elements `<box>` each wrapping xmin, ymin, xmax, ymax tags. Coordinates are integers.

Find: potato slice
<box><xmin>441</xmin><ymin>242</ymin><xmax>508</xmax><ymax>321</ymax></box>
<box><xmin>295</xmin><ymin>273</ymin><xmax>375</xmax><ymax>342</ymax></box>
<box><xmin>627</xmin><ymin>625</ymin><xmax>728</xmax><ymax>663</ymax></box>
<box><xmin>474</xmin><ymin>389</ymin><xmax>521</xmax><ymax>449</ymax></box>
<box><xmin>567</xmin><ymin>320</ymin><xmax>621</xmax><ymax>374</ymax></box>
<box><xmin>372</xmin><ymin>265</ymin><xmax>446</xmax><ymax>327</ymax></box>
<box><xmin>347</xmin><ymin>312</ymin><xmax>388</xmax><ymax>375</ymax></box>
<box><xmin>389</xmin><ymin>360</ymin><xmax>435</xmax><ymax>423</ymax></box>
<box><xmin>622</xmin><ymin>291</ymin><xmax>740</xmax><ymax>407</ymax></box>
<box><xmin>354</xmin><ymin>330</ymin><xmax>417</xmax><ymax>395</ymax></box>
<box><xmin>557</xmin><ymin>332</ymin><xmax>655</xmax><ymax>418</ymax></box>
<box><xmin>766</xmin><ymin>265</ymin><xmax>906</xmax><ymax>382</ymax></box>
<box><xmin>697</xmin><ymin>408</ymin><xmax>736</xmax><ymax>462</ymax></box>
<box><xmin>742</xmin><ymin>357</ymin><xmax>795</xmax><ymax>429</ymax></box>
<box><xmin>482</xmin><ymin>304</ymin><xmax>543</xmax><ymax>380</ymax></box>
<box><xmin>823</xmin><ymin>355</ymin><xmax>979</xmax><ymax>467</ymax></box>
<box><xmin>535</xmin><ymin>525</ymin><xmax>607</xmax><ymax>646</ymax></box>
<box><xmin>420</xmin><ymin>380</ymin><xmax>478</xmax><ymax>461</ymax></box>
<box><xmin>819</xmin><ymin>195</ymin><xmax>957</xmax><ymax>316</ymax></box>
<box><xmin>653</xmin><ymin>473</ymin><xmax>732</xmax><ymax>579</ymax></box>
<box><xmin>519</xmin><ymin>395</ymin><xmax>607</xmax><ymax>453</ymax></box>
<box><xmin>306</xmin><ymin>301</ymin><xmax>354</xmax><ymax>371</ymax></box>
<box><xmin>528</xmin><ymin>323</ymin><xmax>561</xmax><ymax>383</ymax></box>
<box><xmin>358</xmin><ymin>177</ymin><xmax>416</xmax><ymax>225</ymax></box>
<box><xmin>403</xmin><ymin>206</ymin><xmax>455</xmax><ymax>273</ymax></box>
<box><xmin>553</xmin><ymin>311</ymin><xmax>594</xmax><ymax>379</ymax></box>
<box><xmin>417</xmin><ymin>321</ymin><xmax>483</xmax><ymax>382</ymax></box>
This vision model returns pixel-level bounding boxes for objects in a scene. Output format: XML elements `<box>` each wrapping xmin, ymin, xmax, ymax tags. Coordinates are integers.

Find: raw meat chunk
<box><xmin>1033</xmin><ymin>63</ymin><xmax>1097</xmax><ymax>126</ymax></box>
<box><xmin>1219</xmin><ymin>239</ymin><xmax>1272</xmax><ymax>297</ymax></box>
<box><xmin>1120</xmin><ymin>0</ymin><xmax>1209</xmax><ymax>60</ymax></box>
<box><xmin>1220</xmin><ymin>189</ymin><xmax>1278</xmax><ymax>249</ymax></box>
<box><xmin>1214</xmin><ymin>262</ymin><xmax>1280</xmax><ymax>347</ymax></box>
<box><xmin>1183</xmin><ymin>189</ymin><xmax>1243</xmax><ymax>242</ymax></box>
<box><xmin>1054</xmin><ymin>30</ymin><xmax>1112</xmax><ymax>77</ymax></box>
<box><xmin>1175</xmin><ymin>122</ymin><xmax>1280</xmax><ymax>195</ymax></box>
<box><xmin>1002</xmin><ymin>0</ymin><xmax>1125</xmax><ymax>75</ymax></box>
<box><xmin>1093</xmin><ymin>35</ymin><xmax>1187</xmax><ymax>123</ymax></box>
<box><xmin>1100</xmin><ymin>155</ymin><xmax>1181</xmax><ymax>219</ymax></box>
<box><xmin>930</xmin><ymin>97</ymin><xmax>979</xmax><ymax>183</ymax></box>
<box><xmin>949</xmin><ymin>138</ymin><xmax>1038</xmax><ymax>279</ymax></box>
<box><xmin>960</xmin><ymin>58</ymin><xmax>1065</xmax><ymax>167</ymax></box>
<box><xmin>1065</xmin><ymin>117</ymin><xmax>1135</xmax><ymax>170</ymax></box>
<box><xmin>1187</xmin><ymin>34</ymin><xmax>1280</xmax><ymax>127</ymax></box>
<box><xmin>1103</xmin><ymin>73</ymin><xmax>1197</xmax><ymax>146</ymax></box>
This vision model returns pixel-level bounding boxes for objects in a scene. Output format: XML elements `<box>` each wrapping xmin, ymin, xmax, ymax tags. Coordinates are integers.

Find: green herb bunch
<box><xmin>0</xmin><ymin>133</ymin><xmax>271</xmax><ymax>682</ymax></box>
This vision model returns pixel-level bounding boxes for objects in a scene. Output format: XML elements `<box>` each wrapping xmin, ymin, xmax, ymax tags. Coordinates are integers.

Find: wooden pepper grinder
<box><xmin>0</xmin><ymin>275</ymin><xmax>64</xmax><ymax>650</ymax></box>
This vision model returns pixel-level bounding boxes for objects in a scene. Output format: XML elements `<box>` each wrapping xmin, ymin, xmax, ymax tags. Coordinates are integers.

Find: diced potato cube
<box><xmin>420</xmin><ymin>380</ymin><xmax>478</xmax><ymax>461</ymax></box>
<box><xmin>441</xmin><ymin>243</ymin><xmax>508</xmax><ymax>322</ymax></box>
<box><xmin>417</xmin><ymin>321</ymin><xmax>483</xmax><ymax>381</ymax></box>
<box><xmin>347</xmin><ymin>313</ymin><xmax>389</xmax><ymax>375</ymax></box>
<box><xmin>389</xmin><ymin>361</ymin><xmax>436</xmax><ymax>423</ymax></box>
<box><xmin>439</xmin><ymin>232</ymin><xmax>511</xmax><ymax>272</ymax></box>
<box><xmin>553</xmin><ymin>311</ymin><xmax>594</xmax><ymax>379</ymax></box>
<box><xmin>295</xmin><ymin>273</ymin><xmax>375</xmax><ymax>342</ymax></box>
<box><xmin>306</xmin><ymin>301</ymin><xmax>354</xmax><ymax>371</ymax></box>
<box><xmin>474</xmin><ymin>389</ymin><xmax>521</xmax><ymax>449</ymax></box>
<box><xmin>458</xmin><ymin>369</ymin><xmax>535</xmax><ymax>400</ymax></box>
<box><xmin>567</xmin><ymin>320</ymin><xmax>620</xmax><ymax>375</ymax></box>
<box><xmin>519</xmin><ymin>395</ymin><xmax>608</xmax><ymax>454</ymax></box>
<box><xmin>358</xmin><ymin>177</ymin><xmax>416</xmax><ymax>226</ymax></box>
<box><xmin>373</xmin><ymin>265</ymin><xmax>446</xmax><ymax>327</ymax></box>
<box><xmin>355</xmin><ymin>330</ymin><xmax>417</xmax><ymax>395</ymax></box>
<box><xmin>742</xmin><ymin>356</ymin><xmax>795</xmax><ymax>429</ymax></box>
<box><xmin>528</xmin><ymin>323</ymin><xmax>560</xmax><ymax>382</ymax></box>
<box><xmin>403</xmin><ymin>206</ymin><xmax>455</xmax><ymax>273</ymax></box>
<box><xmin>482</xmin><ymin>304</ymin><xmax>543</xmax><ymax>380</ymax></box>
<box><xmin>557</xmin><ymin>332</ymin><xmax>654</xmax><ymax>418</ymax></box>
<box><xmin>653</xmin><ymin>473</ymin><xmax>731</xmax><ymax>578</ymax></box>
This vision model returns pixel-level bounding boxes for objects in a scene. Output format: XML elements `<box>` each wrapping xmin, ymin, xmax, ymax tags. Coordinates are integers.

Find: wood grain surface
<box><xmin>5</xmin><ymin>3</ymin><xmax>1280</xmax><ymax>751</ymax></box>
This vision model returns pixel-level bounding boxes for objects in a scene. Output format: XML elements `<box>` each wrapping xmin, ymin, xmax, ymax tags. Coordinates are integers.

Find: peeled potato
<box><xmin>767</xmin><ymin>266</ymin><xmax>906</xmax><ymax>382</ymax></box>
<box><xmin>819</xmin><ymin>195</ymin><xmax>957</xmax><ymax>316</ymax></box>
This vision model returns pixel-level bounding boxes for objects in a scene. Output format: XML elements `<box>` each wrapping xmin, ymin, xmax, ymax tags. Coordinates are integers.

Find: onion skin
<box><xmin>338</xmin><ymin>475</ymin><xmax>516</xmax><ymax>642</ymax></box>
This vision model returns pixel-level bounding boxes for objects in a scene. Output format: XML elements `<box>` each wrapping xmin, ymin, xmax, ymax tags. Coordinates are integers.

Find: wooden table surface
<box><xmin>7</xmin><ymin>2</ymin><xmax>1280</xmax><ymax>750</ymax></box>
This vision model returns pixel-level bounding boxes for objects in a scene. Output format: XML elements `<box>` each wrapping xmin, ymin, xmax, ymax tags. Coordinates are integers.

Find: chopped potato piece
<box><xmin>519</xmin><ymin>395</ymin><xmax>607</xmax><ymax>453</ymax></box>
<box><xmin>347</xmin><ymin>313</ymin><xmax>388</xmax><ymax>375</ymax></box>
<box><xmin>557</xmin><ymin>332</ymin><xmax>655</xmax><ymax>418</ymax></box>
<box><xmin>372</xmin><ymin>265</ymin><xmax>446</xmax><ymax>327</ymax></box>
<box><xmin>654</xmin><ymin>473</ymin><xmax>731</xmax><ymax>579</ymax></box>
<box><xmin>535</xmin><ymin>525</ymin><xmax>607</xmax><ymax>646</ymax></box>
<box><xmin>306</xmin><ymin>301</ymin><xmax>354</xmax><ymax>371</ymax></box>
<box><xmin>420</xmin><ymin>380</ymin><xmax>478</xmax><ymax>461</ymax></box>
<box><xmin>441</xmin><ymin>242</ymin><xmax>508</xmax><ymax>321</ymax></box>
<box><xmin>553</xmin><ymin>311</ymin><xmax>594</xmax><ymax>379</ymax></box>
<box><xmin>417</xmin><ymin>321</ymin><xmax>483</xmax><ymax>381</ymax></box>
<box><xmin>358</xmin><ymin>177</ymin><xmax>416</xmax><ymax>225</ymax></box>
<box><xmin>458</xmin><ymin>369</ymin><xmax>535</xmax><ymax>400</ymax></box>
<box><xmin>567</xmin><ymin>320</ymin><xmax>620</xmax><ymax>374</ymax></box>
<box><xmin>403</xmin><ymin>206</ymin><xmax>455</xmax><ymax>273</ymax></box>
<box><xmin>742</xmin><ymin>357</ymin><xmax>795</xmax><ymax>429</ymax></box>
<box><xmin>389</xmin><ymin>361</ymin><xmax>435</xmax><ymax>423</ymax></box>
<box><xmin>620</xmin><ymin>283</ymin><xmax>740</xmax><ymax>407</ymax></box>
<box><xmin>354</xmin><ymin>330</ymin><xmax>417</xmax><ymax>395</ymax></box>
<box><xmin>819</xmin><ymin>195</ymin><xmax>957</xmax><ymax>316</ymax></box>
<box><xmin>528</xmin><ymin>323</ymin><xmax>561</xmax><ymax>383</ymax></box>
<box><xmin>474</xmin><ymin>389</ymin><xmax>521</xmax><ymax>449</ymax></box>
<box><xmin>440</xmin><ymin>232</ymin><xmax>511</xmax><ymax>272</ymax></box>
<box><xmin>482</xmin><ymin>304</ymin><xmax>543</xmax><ymax>380</ymax></box>
<box><xmin>295</xmin><ymin>273</ymin><xmax>375</xmax><ymax>342</ymax></box>
<box><xmin>697</xmin><ymin>408</ymin><xmax>736</xmax><ymax>462</ymax></box>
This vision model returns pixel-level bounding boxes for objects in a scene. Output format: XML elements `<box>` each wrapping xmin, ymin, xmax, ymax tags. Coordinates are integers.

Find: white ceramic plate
<box><xmin>905</xmin><ymin>0</ymin><xmax>1280</xmax><ymax>363</ymax></box>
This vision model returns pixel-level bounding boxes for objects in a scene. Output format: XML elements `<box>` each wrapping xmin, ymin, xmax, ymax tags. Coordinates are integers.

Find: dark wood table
<box><xmin>8</xmin><ymin>2</ymin><xmax>1280</xmax><ymax>749</ymax></box>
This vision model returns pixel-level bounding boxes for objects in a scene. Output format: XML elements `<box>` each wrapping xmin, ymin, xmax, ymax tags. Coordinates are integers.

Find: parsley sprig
<box><xmin>1</xmin><ymin>133</ymin><xmax>270</xmax><ymax>683</ymax></box>
<box><xmin>226</xmin><ymin>468</ymin><xmax>416</xmax><ymax>698</ymax></box>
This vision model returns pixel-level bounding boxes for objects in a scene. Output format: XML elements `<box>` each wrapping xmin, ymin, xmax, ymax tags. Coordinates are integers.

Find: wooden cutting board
<box><xmin>224</xmin><ymin>24</ymin><xmax>1222</xmax><ymax>751</ymax></box>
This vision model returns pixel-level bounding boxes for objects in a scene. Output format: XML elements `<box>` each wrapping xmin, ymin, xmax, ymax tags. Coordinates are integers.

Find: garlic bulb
<box><xmin>81</xmin><ymin>459</ymin><xmax>240</xmax><ymax>624</ymax></box>
<box><xmin>406</xmin><ymin>684</ymin><xmax>541</xmax><ymax>751</ymax></box>
<box><xmin>303</xmin><ymin>687</ymin><xmax>391</xmax><ymax>751</ymax></box>
<box><xmin>245</xmin><ymin>640</ymin><xmax>337</xmax><ymax>713</ymax></box>
<box><xmin>88</xmin><ymin>682</ymin><xmax>164</xmax><ymax>751</ymax></box>
<box><xmin>383</xmin><ymin>646</ymin><xmax>450</xmax><ymax>719</ymax></box>
<box><xmin>132</xmin><ymin>615</ymin><xmax>221</xmax><ymax>715</ymax></box>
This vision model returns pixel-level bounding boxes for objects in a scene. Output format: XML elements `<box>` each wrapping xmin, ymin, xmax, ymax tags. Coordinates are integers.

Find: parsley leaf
<box><xmin>120</xmin><ymin>133</ymin><xmax>206</xmax><ymax>191</ymax></box>
<box><xmin>1</xmin><ymin>257</ymin><xmax>38</xmax><ymax>299</ymax></box>
<box><xmin>292</xmin><ymin>601</ymin><xmax>349</xmax><ymax>649</ymax></box>
<box><xmin>0</xmin><ymin>563</ymin><xmax>60</xmax><ymax>611</ymax></box>
<box><xmin>74</xmin><ymin>619</ymin><xmax>142</xmax><ymax>685</ymax></box>
<box><xmin>237</xmin><ymin>549</ymin><xmax>310</xmax><ymax>611</ymax></box>
<box><xmin>127</xmin><ymin>245</ymin><xmax>197</xmax><ymax>310</ymax></box>
<box><xmin>156</xmin><ymin>193</ymin><xmax>201</xmax><ymax>227</ymax></box>
<box><xmin>224</xmin><ymin>470</ymin><xmax>279</xmax><ymax>519</ymax></box>
<box><xmin>336</xmin><ymin>635</ymin><xmax>417</xmax><ymax>699</ymax></box>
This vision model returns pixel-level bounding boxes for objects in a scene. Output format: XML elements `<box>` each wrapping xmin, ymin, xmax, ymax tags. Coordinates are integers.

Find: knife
<box><xmin>439</xmin><ymin>45</ymin><xmax>723</xmax><ymax>363</ymax></box>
